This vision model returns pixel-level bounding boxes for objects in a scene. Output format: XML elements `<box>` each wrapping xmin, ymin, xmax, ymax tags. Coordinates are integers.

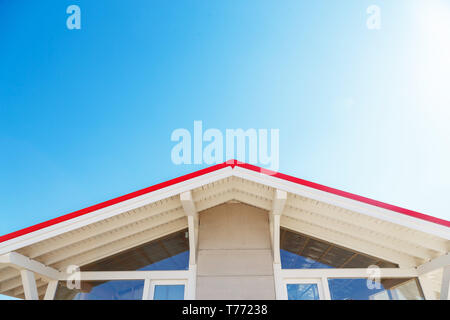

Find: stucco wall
<box><xmin>196</xmin><ymin>202</ymin><xmax>275</xmax><ymax>299</ymax></box>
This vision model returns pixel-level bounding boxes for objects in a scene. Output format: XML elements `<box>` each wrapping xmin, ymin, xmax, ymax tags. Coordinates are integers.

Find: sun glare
<box><xmin>413</xmin><ymin>0</ymin><xmax>450</xmax><ymax>128</ymax></box>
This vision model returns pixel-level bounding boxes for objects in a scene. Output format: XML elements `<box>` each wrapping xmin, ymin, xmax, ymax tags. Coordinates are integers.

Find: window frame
<box><xmin>50</xmin><ymin>266</ymin><xmax>196</xmax><ymax>300</ymax></box>
<box><xmin>273</xmin><ymin>265</ymin><xmax>425</xmax><ymax>300</ymax></box>
<box><xmin>147</xmin><ymin>279</ymin><xmax>187</xmax><ymax>300</ymax></box>
<box><xmin>283</xmin><ymin>278</ymin><xmax>325</xmax><ymax>300</ymax></box>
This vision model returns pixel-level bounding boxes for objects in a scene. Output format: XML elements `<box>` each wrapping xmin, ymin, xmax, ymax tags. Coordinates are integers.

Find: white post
<box><xmin>273</xmin><ymin>215</ymin><xmax>281</xmax><ymax>264</ymax></box>
<box><xmin>417</xmin><ymin>275</ymin><xmax>436</xmax><ymax>300</ymax></box>
<box><xmin>186</xmin><ymin>264</ymin><xmax>197</xmax><ymax>300</ymax></box>
<box><xmin>142</xmin><ymin>278</ymin><xmax>151</xmax><ymax>300</ymax></box>
<box><xmin>44</xmin><ymin>280</ymin><xmax>58</xmax><ymax>300</ymax></box>
<box><xmin>440</xmin><ymin>265</ymin><xmax>450</xmax><ymax>300</ymax></box>
<box><xmin>271</xmin><ymin>189</ymin><xmax>287</xmax><ymax>264</ymax></box>
<box><xmin>273</xmin><ymin>263</ymin><xmax>284</xmax><ymax>300</ymax></box>
<box><xmin>321</xmin><ymin>277</ymin><xmax>331</xmax><ymax>300</ymax></box>
<box><xmin>20</xmin><ymin>269</ymin><xmax>39</xmax><ymax>300</ymax></box>
<box><xmin>181</xmin><ymin>191</ymin><xmax>198</xmax><ymax>266</ymax></box>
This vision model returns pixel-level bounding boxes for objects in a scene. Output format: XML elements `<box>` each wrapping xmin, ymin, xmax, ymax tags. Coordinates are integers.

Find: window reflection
<box><xmin>280</xmin><ymin>228</ymin><xmax>397</xmax><ymax>269</ymax></box>
<box><xmin>287</xmin><ymin>283</ymin><xmax>320</xmax><ymax>300</ymax></box>
<box><xmin>328</xmin><ymin>278</ymin><xmax>424</xmax><ymax>300</ymax></box>
<box><xmin>81</xmin><ymin>229</ymin><xmax>189</xmax><ymax>271</ymax></box>
<box><xmin>54</xmin><ymin>280</ymin><xmax>144</xmax><ymax>300</ymax></box>
<box><xmin>153</xmin><ymin>285</ymin><xmax>185</xmax><ymax>300</ymax></box>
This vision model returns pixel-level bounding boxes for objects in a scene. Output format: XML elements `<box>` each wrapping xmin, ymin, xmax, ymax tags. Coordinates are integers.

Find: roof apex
<box><xmin>0</xmin><ymin>160</ymin><xmax>448</xmax><ymax>246</ymax></box>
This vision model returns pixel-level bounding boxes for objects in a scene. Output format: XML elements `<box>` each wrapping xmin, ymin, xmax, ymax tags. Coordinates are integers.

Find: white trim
<box><xmin>66</xmin><ymin>270</ymin><xmax>192</xmax><ymax>281</ymax></box>
<box><xmin>232</xmin><ymin>166</ymin><xmax>450</xmax><ymax>239</ymax></box>
<box><xmin>272</xmin><ymin>214</ymin><xmax>281</xmax><ymax>264</ymax></box>
<box><xmin>279</xmin><ymin>268</ymin><xmax>418</xmax><ymax>279</ymax></box>
<box><xmin>181</xmin><ymin>191</ymin><xmax>199</xmax><ymax>266</ymax></box>
<box><xmin>149</xmin><ymin>279</ymin><xmax>188</xmax><ymax>300</ymax></box>
<box><xmin>43</xmin><ymin>280</ymin><xmax>58</xmax><ymax>300</ymax></box>
<box><xmin>186</xmin><ymin>264</ymin><xmax>197</xmax><ymax>300</ymax></box>
<box><xmin>273</xmin><ymin>263</ymin><xmax>284</xmax><ymax>300</ymax></box>
<box><xmin>417</xmin><ymin>275</ymin><xmax>436</xmax><ymax>300</ymax></box>
<box><xmin>272</xmin><ymin>189</ymin><xmax>287</xmax><ymax>216</ymax></box>
<box><xmin>0</xmin><ymin>165</ymin><xmax>448</xmax><ymax>258</ymax></box>
<box><xmin>440</xmin><ymin>265</ymin><xmax>450</xmax><ymax>300</ymax></box>
<box><xmin>20</xmin><ymin>270</ymin><xmax>38</xmax><ymax>300</ymax></box>
<box><xmin>321</xmin><ymin>276</ymin><xmax>331</xmax><ymax>300</ymax></box>
<box><xmin>142</xmin><ymin>278</ymin><xmax>151</xmax><ymax>300</ymax></box>
<box><xmin>0</xmin><ymin>167</ymin><xmax>233</xmax><ymax>255</ymax></box>
<box><xmin>52</xmin><ymin>267</ymin><xmax>197</xmax><ymax>300</ymax></box>
<box><xmin>417</xmin><ymin>253</ymin><xmax>450</xmax><ymax>275</ymax></box>
<box><xmin>270</xmin><ymin>189</ymin><xmax>286</xmax><ymax>264</ymax></box>
<box><xmin>1</xmin><ymin>252</ymin><xmax>62</xmax><ymax>280</ymax></box>
<box><xmin>274</xmin><ymin>267</ymin><xmax>423</xmax><ymax>300</ymax></box>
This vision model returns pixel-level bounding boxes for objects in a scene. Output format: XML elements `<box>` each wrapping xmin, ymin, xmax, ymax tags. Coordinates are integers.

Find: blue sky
<box><xmin>0</xmin><ymin>1</ymin><xmax>449</xmax><ymax>299</ymax></box>
<box><xmin>1</xmin><ymin>0</ymin><xmax>450</xmax><ymax>232</ymax></box>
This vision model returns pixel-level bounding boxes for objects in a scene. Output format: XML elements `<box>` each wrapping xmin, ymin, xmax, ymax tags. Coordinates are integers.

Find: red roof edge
<box><xmin>0</xmin><ymin>160</ymin><xmax>448</xmax><ymax>244</ymax></box>
<box><xmin>233</xmin><ymin>161</ymin><xmax>450</xmax><ymax>228</ymax></box>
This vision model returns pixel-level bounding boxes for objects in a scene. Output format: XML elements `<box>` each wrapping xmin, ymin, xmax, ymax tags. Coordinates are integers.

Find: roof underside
<box><xmin>0</xmin><ymin>161</ymin><xmax>449</xmax><ymax>298</ymax></box>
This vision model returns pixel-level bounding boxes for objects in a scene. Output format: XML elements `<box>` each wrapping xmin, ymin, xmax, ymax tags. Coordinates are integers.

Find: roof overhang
<box><xmin>0</xmin><ymin>160</ymin><xmax>448</xmax><ymax>255</ymax></box>
<box><xmin>0</xmin><ymin>160</ymin><xmax>449</xmax><ymax>298</ymax></box>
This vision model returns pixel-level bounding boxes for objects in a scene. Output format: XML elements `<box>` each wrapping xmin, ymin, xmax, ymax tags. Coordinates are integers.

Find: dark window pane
<box><xmin>153</xmin><ymin>285</ymin><xmax>185</xmax><ymax>300</ymax></box>
<box><xmin>287</xmin><ymin>283</ymin><xmax>320</xmax><ymax>300</ymax></box>
<box><xmin>280</xmin><ymin>228</ymin><xmax>397</xmax><ymax>269</ymax></box>
<box><xmin>54</xmin><ymin>280</ymin><xmax>144</xmax><ymax>300</ymax></box>
<box><xmin>81</xmin><ymin>229</ymin><xmax>189</xmax><ymax>271</ymax></box>
<box><xmin>328</xmin><ymin>278</ymin><xmax>424</xmax><ymax>300</ymax></box>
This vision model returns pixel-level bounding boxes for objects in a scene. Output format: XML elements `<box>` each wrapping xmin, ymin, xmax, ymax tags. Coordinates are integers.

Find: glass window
<box><xmin>328</xmin><ymin>278</ymin><xmax>424</xmax><ymax>300</ymax></box>
<box><xmin>153</xmin><ymin>285</ymin><xmax>185</xmax><ymax>300</ymax></box>
<box><xmin>287</xmin><ymin>283</ymin><xmax>320</xmax><ymax>300</ymax></box>
<box><xmin>280</xmin><ymin>228</ymin><xmax>397</xmax><ymax>269</ymax></box>
<box><xmin>81</xmin><ymin>229</ymin><xmax>189</xmax><ymax>271</ymax></box>
<box><xmin>54</xmin><ymin>280</ymin><xmax>144</xmax><ymax>300</ymax></box>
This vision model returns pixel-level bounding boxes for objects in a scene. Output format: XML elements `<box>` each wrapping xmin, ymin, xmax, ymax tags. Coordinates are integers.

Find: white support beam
<box><xmin>279</xmin><ymin>268</ymin><xmax>418</xmax><ymax>279</ymax></box>
<box><xmin>272</xmin><ymin>215</ymin><xmax>281</xmax><ymax>264</ymax></box>
<box><xmin>417</xmin><ymin>253</ymin><xmax>450</xmax><ymax>275</ymax></box>
<box><xmin>44</xmin><ymin>280</ymin><xmax>58</xmax><ymax>300</ymax></box>
<box><xmin>20</xmin><ymin>270</ymin><xmax>38</xmax><ymax>300</ymax></box>
<box><xmin>142</xmin><ymin>279</ymin><xmax>151</xmax><ymax>300</ymax></box>
<box><xmin>70</xmin><ymin>270</ymin><xmax>192</xmax><ymax>281</ymax></box>
<box><xmin>181</xmin><ymin>191</ymin><xmax>199</xmax><ymax>266</ymax></box>
<box><xmin>417</xmin><ymin>275</ymin><xmax>437</xmax><ymax>300</ymax></box>
<box><xmin>273</xmin><ymin>263</ymin><xmax>284</xmax><ymax>300</ymax></box>
<box><xmin>186</xmin><ymin>264</ymin><xmax>197</xmax><ymax>300</ymax></box>
<box><xmin>440</xmin><ymin>265</ymin><xmax>450</xmax><ymax>300</ymax></box>
<box><xmin>271</xmin><ymin>189</ymin><xmax>287</xmax><ymax>264</ymax></box>
<box><xmin>272</xmin><ymin>189</ymin><xmax>287</xmax><ymax>216</ymax></box>
<box><xmin>0</xmin><ymin>252</ymin><xmax>62</xmax><ymax>280</ymax></box>
<box><xmin>321</xmin><ymin>276</ymin><xmax>332</xmax><ymax>300</ymax></box>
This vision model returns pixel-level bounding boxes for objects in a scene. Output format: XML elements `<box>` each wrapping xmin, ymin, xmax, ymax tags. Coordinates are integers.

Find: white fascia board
<box><xmin>0</xmin><ymin>166</ymin><xmax>233</xmax><ymax>256</ymax></box>
<box><xmin>231</xmin><ymin>166</ymin><xmax>450</xmax><ymax>240</ymax></box>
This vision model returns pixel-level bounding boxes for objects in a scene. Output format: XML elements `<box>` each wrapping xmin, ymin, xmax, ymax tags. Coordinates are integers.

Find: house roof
<box><xmin>0</xmin><ymin>160</ymin><xmax>449</xmax><ymax>299</ymax></box>
<box><xmin>0</xmin><ymin>159</ymin><xmax>448</xmax><ymax>246</ymax></box>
